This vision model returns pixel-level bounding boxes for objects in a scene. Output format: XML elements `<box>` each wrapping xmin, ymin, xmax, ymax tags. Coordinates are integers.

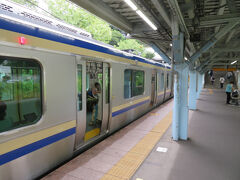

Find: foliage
<box><xmin>116</xmin><ymin>39</ymin><xmax>155</xmax><ymax>59</ymax></box>
<box><xmin>46</xmin><ymin>0</ymin><xmax>112</xmax><ymax>43</ymax></box>
<box><xmin>10</xmin><ymin>0</ymin><xmax>38</xmax><ymax>9</ymax></box>
<box><xmin>116</xmin><ymin>39</ymin><xmax>144</xmax><ymax>55</ymax></box>
<box><xmin>109</xmin><ymin>30</ymin><xmax>125</xmax><ymax>46</ymax></box>
<box><xmin>142</xmin><ymin>52</ymin><xmax>155</xmax><ymax>59</ymax></box>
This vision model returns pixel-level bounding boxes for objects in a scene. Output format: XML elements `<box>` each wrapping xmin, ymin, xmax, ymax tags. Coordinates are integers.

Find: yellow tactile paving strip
<box><xmin>208</xmin><ymin>89</ymin><xmax>213</xmax><ymax>94</ymax></box>
<box><xmin>101</xmin><ymin>111</ymin><xmax>173</xmax><ymax>180</ymax></box>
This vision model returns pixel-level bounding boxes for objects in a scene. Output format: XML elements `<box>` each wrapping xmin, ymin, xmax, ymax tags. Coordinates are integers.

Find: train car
<box><xmin>0</xmin><ymin>1</ymin><xmax>173</xmax><ymax>179</ymax></box>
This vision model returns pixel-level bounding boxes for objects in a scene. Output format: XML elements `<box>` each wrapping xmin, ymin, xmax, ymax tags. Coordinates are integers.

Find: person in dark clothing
<box><xmin>0</xmin><ymin>93</ymin><xmax>7</xmax><ymax>121</ymax></box>
<box><xmin>87</xmin><ymin>82</ymin><xmax>101</xmax><ymax>126</ymax></box>
<box><xmin>225</xmin><ymin>82</ymin><xmax>233</xmax><ymax>104</ymax></box>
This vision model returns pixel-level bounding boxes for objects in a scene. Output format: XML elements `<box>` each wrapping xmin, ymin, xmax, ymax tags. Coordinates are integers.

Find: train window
<box><xmin>77</xmin><ymin>64</ymin><xmax>82</xmax><ymax>111</ymax></box>
<box><xmin>0</xmin><ymin>56</ymin><xmax>42</xmax><ymax>133</ymax></box>
<box><xmin>132</xmin><ymin>70</ymin><xmax>144</xmax><ymax>96</ymax></box>
<box><xmin>124</xmin><ymin>69</ymin><xmax>144</xmax><ymax>98</ymax></box>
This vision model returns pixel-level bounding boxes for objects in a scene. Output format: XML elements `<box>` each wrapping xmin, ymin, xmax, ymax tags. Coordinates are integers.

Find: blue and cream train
<box><xmin>0</xmin><ymin>1</ymin><xmax>173</xmax><ymax>179</ymax></box>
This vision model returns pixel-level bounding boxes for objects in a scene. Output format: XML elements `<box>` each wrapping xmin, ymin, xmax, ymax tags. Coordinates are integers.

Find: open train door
<box><xmin>74</xmin><ymin>57</ymin><xmax>110</xmax><ymax>149</ymax></box>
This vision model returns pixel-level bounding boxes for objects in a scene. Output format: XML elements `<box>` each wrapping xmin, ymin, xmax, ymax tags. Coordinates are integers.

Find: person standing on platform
<box><xmin>225</xmin><ymin>82</ymin><xmax>233</xmax><ymax>104</ymax></box>
<box><xmin>219</xmin><ymin>77</ymin><xmax>225</xmax><ymax>88</ymax></box>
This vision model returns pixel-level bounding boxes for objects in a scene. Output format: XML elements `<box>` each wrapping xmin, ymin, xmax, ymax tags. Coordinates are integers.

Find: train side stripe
<box><xmin>157</xmin><ymin>91</ymin><xmax>164</xmax><ymax>96</ymax></box>
<box><xmin>0</xmin><ymin>127</ymin><xmax>75</xmax><ymax>166</ymax></box>
<box><xmin>112</xmin><ymin>96</ymin><xmax>150</xmax><ymax>113</ymax></box>
<box><xmin>112</xmin><ymin>99</ymin><xmax>150</xmax><ymax>117</ymax></box>
<box><xmin>0</xmin><ymin>120</ymin><xmax>76</xmax><ymax>155</ymax></box>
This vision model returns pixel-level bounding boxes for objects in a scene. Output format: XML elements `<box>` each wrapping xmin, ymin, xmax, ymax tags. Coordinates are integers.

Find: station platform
<box><xmin>42</xmin><ymin>88</ymin><xmax>240</xmax><ymax>180</ymax></box>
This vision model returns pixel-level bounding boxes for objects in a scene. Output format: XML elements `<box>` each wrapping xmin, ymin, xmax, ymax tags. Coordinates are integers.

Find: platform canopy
<box><xmin>70</xmin><ymin>0</ymin><xmax>240</xmax><ymax>71</ymax></box>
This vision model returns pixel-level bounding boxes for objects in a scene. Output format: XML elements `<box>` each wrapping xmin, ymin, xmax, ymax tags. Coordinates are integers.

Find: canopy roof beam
<box><xmin>150</xmin><ymin>42</ymin><xmax>172</xmax><ymax>64</ymax></box>
<box><xmin>71</xmin><ymin>0</ymin><xmax>133</xmax><ymax>33</ymax></box>
<box><xmin>185</xmin><ymin>14</ymin><xmax>240</xmax><ymax>27</ymax></box>
<box><xmin>189</xmin><ymin>21</ymin><xmax>239</xmax><ymax>64</ymax></box>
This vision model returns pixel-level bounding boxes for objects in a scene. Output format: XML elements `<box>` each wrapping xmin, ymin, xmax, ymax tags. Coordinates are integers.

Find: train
<box><xmin>0</xmin><ymin>1</ymin><xmax>173</xmax><ymax>179</ymax></box>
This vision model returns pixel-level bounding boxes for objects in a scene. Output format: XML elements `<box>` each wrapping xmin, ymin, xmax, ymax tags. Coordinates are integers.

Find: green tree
<box><xmin>116</xmin><ymin>39</ymin><xmax>144</xmax><ymax>55</ymax></box>
<box><xmin>109</xmin><ymin>30</ymin><xmax>125</xmax><ymax>46</ymax></box>
<box><xmin>46</xmin><ymin>0</ymin><xmax>112</xmax><ymax>43</ymax></box>
<box><xmin>116</xmin><ymin>39</ymin><xmax>155</xmax><ymax>59</ymax></box>
<box><xmin>142</xmin><ymin>52</ymin><xmax>155</xmax><ymax>59</ymax></box>
<box><xmin>11</xmin><ymin>0</ymin><xmax>154</xmax><ymax>59</ymax></box>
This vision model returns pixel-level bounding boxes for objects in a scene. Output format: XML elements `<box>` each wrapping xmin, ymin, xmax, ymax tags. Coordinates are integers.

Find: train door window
<box><xmin>169</xmin><ymin>74</ymin><xmax>172</xmax><ymax>88</ymax></box>
<box><xmin>160</xmin><ymin>73</ymin><xmax>164</xmax><ymax>91</ymax></box>
<box><xmin>77</xmin><ymin>64</ymin><xmax>82</xmax><ymax>111</ymax></box>
<box><xmin>167</xmin><ymin>74</ymin><xmax>169</xmax><ymax>88</ymax></box>
<box><xmin>105</xmin><ymin>67</ymin><xmax>110</xmax><ymax>104</ymax></box>
<box><xmin>0</xmin><ymin>56</ymin><xmax>42</xmax><ymax>133</ymax></box>
<box><xmin>124</xmin><ymin>69</ymin><xmax>132</xmax><ymax>98</ymax></box>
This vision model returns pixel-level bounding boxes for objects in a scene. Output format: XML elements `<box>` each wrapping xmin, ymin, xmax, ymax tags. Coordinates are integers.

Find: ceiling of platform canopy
<box><xmin>70</xmin><ymin>0</ymin><xmax>240</xmax><ymax>71</ymax></box>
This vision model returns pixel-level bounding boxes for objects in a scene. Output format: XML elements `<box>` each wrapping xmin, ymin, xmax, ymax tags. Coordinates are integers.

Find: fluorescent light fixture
<box><xmin>231</xmin><ymin>60</ymin><xmax>237</xmax><ymax>65</ymax></box>
<box><xmin>124</xmin><ymin>0</ymin><xmax>157</xmax><ymax>31</ymax></box>
<box><xmin>124</xmin><ymin>0</ymin><xmax>137</xmax><ymax>11</ymax></box>
<box><xmin>184</xmin><ymin>57</ymin><xmax>188</xmax><ymax>60</ymax></box>
<box><xmin>170</xmin><ymin>43</ymin><xmax>172</xmax><ymax>47</ymax></box>
<box><xmin>136</xmin><ymin>10</ymin><xmax>157</xmax><ymax>30</ymax></box>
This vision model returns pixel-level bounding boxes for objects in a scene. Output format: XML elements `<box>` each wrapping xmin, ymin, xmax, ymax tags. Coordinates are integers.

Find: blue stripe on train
<box><xmin>0</xmin><ymin>18</ymin><xmax>166</xmax><ymax>68</ymax></box>
<box><xmin>0</xmin><ymin>127</ymin><xmax>76</xmax><ymax>166</ymax></box>
<box><xmin>112</xmin><ymin>99</ymin><xmax>150</xmax><ymax>117</ymax></box>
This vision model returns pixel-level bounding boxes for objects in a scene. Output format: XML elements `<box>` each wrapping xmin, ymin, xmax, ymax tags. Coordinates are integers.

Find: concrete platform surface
<box><xmin>132</xmin><ymin>88</ymin><xmax>240</xmax><ymax>180</ymax></box>
<box><xmin>42</xmin><ymin>99</ymin><xmax>173</xmax><ymax>180</ymax></box>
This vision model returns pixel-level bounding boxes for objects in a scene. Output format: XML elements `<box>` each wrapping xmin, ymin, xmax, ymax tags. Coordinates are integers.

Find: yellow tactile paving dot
<box><xmin>100</xmin><ymin>111</ymin><xmax>172</xmax><ymax>180</ymax></box>
<box><xmin>209</xmin><ymin>89</ymin><xmax>213</xmax><ymax>94</ymax></box>
<box><xmin>107</xmin><ymin>165</ymin><xmax>137</xmax><ymax>178</ymax></box>
<box><xmin>117</xmin><ymin>154</ymin><xmax>144</xmax><ymax>168</ymax></box>
<box><xmin>101</xmin><ymin>174</ymin><xmax>127</xmax><ymax>180</ymax></box>
<box><xmin>150</xmin><ymin>112</ymin><xmax>160</xmax><ymax>116</ymax></box>
<box><xmin>151</xmin><ymin>123</ymin><xmax>171</xmax><ymax>133</ymax></box>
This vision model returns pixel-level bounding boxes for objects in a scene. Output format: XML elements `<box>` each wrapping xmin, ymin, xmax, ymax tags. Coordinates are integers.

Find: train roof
<box><xmin>0</xmin><ymin>0</ymin><xmax>171</xmax><ymax>70</ymax></box>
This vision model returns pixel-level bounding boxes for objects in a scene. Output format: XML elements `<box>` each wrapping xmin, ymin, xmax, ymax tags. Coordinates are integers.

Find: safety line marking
<box><xmin>101</xmin><ymin>111</ymin><xmax>172</xmax><ymax>180</ymax></box>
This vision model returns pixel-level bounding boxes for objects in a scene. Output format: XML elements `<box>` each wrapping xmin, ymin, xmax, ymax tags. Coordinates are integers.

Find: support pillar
<box><xmin>172</xmin><ymin>26</ymin><xmax>189</xmax><ymax>140</ymax></box>
<box><xmin>197</xmin><ymin>73</ymin><xmax>203</xmax><ymax>99</ymax></box>
<box><xmin>189</xmin><ymin>70</ymin><xmax>197</xmax><ymax>110</ymax></box>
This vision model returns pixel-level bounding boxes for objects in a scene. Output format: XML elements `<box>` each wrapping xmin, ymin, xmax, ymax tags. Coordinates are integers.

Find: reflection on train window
<box><xmin>77</xmin><ymin>64</ymin><xmax>82</xmax><ymax>111</ymax></box>
<box><xmin>0</xmin><ymin>56</ymin><xmax>42</xmax><ymax>133</ymax></box>
<box><xmin>124</xmin><ymin>69</ymin><xmax>144</xmax><ymax>98</ymax></box>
